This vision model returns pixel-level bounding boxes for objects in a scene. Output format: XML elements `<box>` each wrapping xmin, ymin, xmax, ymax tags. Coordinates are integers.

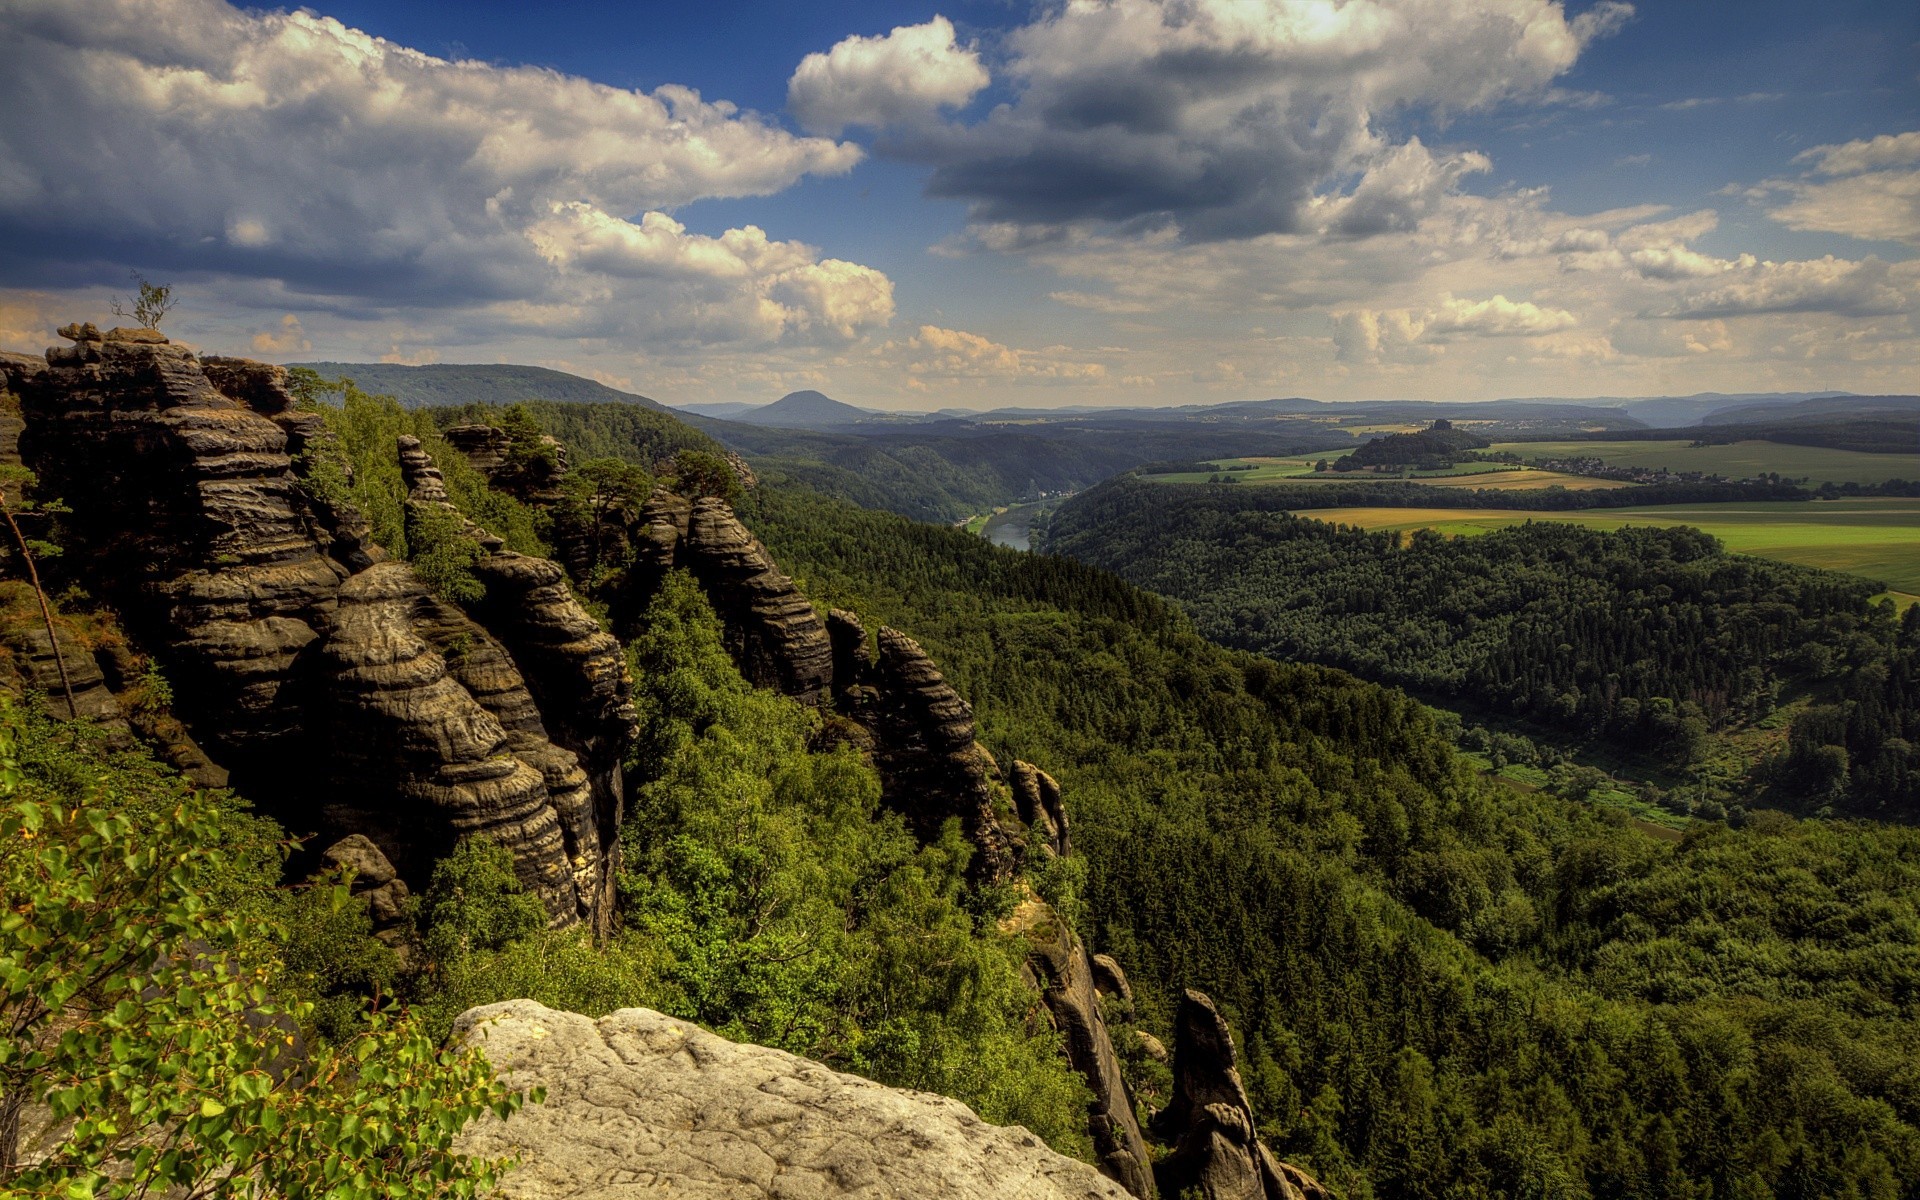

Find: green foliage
<box><xmin>0</xmin><ymin>702</ymin><xmax>525</xmax><ymax>1198</ymax></box>
<box><xmin>407</xmin><ymin>502</ymin><xmax>487</xmax><ymax>605</ymax></box>
<box><xmin>300</xmin><ymin>374</ymin><xmax>548</xmax><ymax>562</ymax></box>
<box><xmin>417</xmin><ymin>839</ymin><xmax>549</xmax><ymax>965</ymax></box>
<box><xmin>667</xmin><ymin>449</ymin><xmax>743</xmax><ymax>505</ymax></box>
<box><xmin>1050</xmin><ymin>476</ymin><xmax>1903</xmax><ymax>790</ymax></box>
<box><xmin>741</xmin><ymin>483</ymin><xmax>1920</xmax><ymax>1200</ymax></box>
<box><xmin>553</xmin><ymin>456</ymin><xmax>652</xmax><ymax>585</ymax></box>
<box><xmin>109</xmin><ymin>272</ymin><xmax>175</xmax><ymax>330</ymax></box>
<box><xmin>427</xmin><ymin>397</ymin><xmax>721</xmax><ymax>468</ymax></box>
<box><xmin>619</xmin><ymin>571</ymin><xmax>1095</xmax><ymax>1153</ymax></box>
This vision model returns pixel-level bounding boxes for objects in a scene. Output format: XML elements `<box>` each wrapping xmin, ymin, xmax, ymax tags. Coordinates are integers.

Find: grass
<box><xmin>1491</xmin><ymin>438</ymin><xmax>1920</xmax><ymax>486</ymax></box>
<box><xmin>1297</xmin><ymin>498</ymin><xmax>1920</xmax><ymax>602</ymax></box>
<box><xmin>1143</xmin><ymin>457</ymin><xmax>1626</xmax><ymax>489</ymax></box>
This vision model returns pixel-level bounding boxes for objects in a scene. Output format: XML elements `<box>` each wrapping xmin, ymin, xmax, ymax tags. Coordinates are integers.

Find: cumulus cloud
<box><xmin>0</xmin><ymin>0</ymin><xmax>887</xmax><ymax>347</ymax></box>
<box><xmin>1754</xmin><ymin>132</ymin><xmax>1920</xmax><ymax>246</ymax></box>
<box><xmin>1663</xmin><ymin>256</ymin><xmax>1912</xmax><ymax>319</ymax></box>
<box><xmin>788</xmin><ymin>17</ymin><xmax>990</xmax><ymax>135</ymax></box>
<box><xmin>888</xmin><ymin>324</ymin><xmax>1109</xmax><ymax>387</ymax></box>
<box><xmin>250</xmin><ymin>314</ymin><xmax>311</xmax><ymax>354</ymax></box>
<box><xmin>880</xmin><ymin>0</ymin><xmax>1628</xmax><ymax>241</ymax></box>
<box><xmin>1334</xmin><ymin>294</ymin><xmax>1574</xmax><ymax>362</ymax></box>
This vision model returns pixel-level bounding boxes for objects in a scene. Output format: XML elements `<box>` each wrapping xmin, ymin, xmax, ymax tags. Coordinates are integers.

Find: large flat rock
<box><xmin>453</xmin><ymin>1000</ymin><xmax>1132</xmax><ymax>1200</ymax></box>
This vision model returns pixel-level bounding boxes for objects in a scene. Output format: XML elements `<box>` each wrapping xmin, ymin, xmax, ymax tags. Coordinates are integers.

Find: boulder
<box><xmin>453</xmin><ymin>1000</ymin><xmax>1133</xmax><ymax>1200</ymax></box>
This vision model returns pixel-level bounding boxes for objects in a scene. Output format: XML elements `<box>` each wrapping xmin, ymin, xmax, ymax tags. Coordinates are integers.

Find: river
<box><xmin>980</xmin><ymin>502</ymin><xmax>1044</xmax><ymax>551</ymax></box>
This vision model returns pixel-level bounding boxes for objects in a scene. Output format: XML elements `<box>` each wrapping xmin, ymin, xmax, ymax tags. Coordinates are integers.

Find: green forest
<box><xmin>10</xmin><ymin>390</ymin><xmax>1920</xmax><ymax>1200</ymax></box>
<box><xmin>1049</xmin><ymin>474</ymin><xmax>1920</xmax><ymax>818</ymax></box>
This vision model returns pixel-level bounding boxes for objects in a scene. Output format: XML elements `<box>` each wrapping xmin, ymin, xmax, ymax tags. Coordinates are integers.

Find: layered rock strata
<box><xmin>1012</xmin><ymin>759</ymin><xmax>1071</xmax><ymax>858</ymax></box>
<box><xmin>1151</xmin><ymin>990</ymin><xmax>1330</xmax><ymax>1200</ymax></box>
<box><xmin>454</xmin><ymin>999</ymin><xmax>1133</xmax><ymax>1200</ymax></box>
<box><xmin>1013</xmin><ymin>900</ymin><xmax>1158</xmax><ymax>1199</ymax></box>
<box><xmin>630</xmin><ymin>488</ymin><xmax>832</xmax><ymax>703</ymax></box>
<box><xmin>870</xmin><ymin>626</ymin><xmax>1017</xmax><ymax>879</ymax></box>
<box><xmin>9</xmin><ymin>325</ymin><xmax>625</xmax><ymax>927</ymax></box>
<box><xmin>399</xmin><ymin>437</ymin><xmax>638</xmax><ymax>925</ymax></box>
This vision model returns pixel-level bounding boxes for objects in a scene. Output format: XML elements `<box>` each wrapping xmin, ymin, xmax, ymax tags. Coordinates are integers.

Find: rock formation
<box><xmin>867</xmin><ymin>626</ymin><xmax>1017</xmax><ymax>880</ymax></box>
<box><xmin>400</xmin><ymin>436</ymin><xmax>638</xmax><ymax>926</ymax></box>
<box><xmin>1151</xmin><ymin>990</ymin><xmax>1331</xmax><ymax>1200</ymax></box>
<box><xmin>454</xmin><ymin>999</ymin><xmax>1133</xmax><ymax>1200</ymax></box>
<box><xmin>1012</xmin><ymin>900</ymin><xmax>1158</xmax><ymax>1199</ymax></box>
<box><xmin>321</xmin><ymin>834</ymin><xmax>412</xmax><ymax>948</ymax></box>
<box><xmin>6</xmin><ymin>324</ymin><xmax>630</xmax><ymax>928</ymax></box>
<box><xmin>1013</xmin><ymin>759</ymin><xmax>1072</xmax><ymax>858</ymax></box>
<box><xmin>629</xmin><ymin>488</ymin><xmax>832</xmax><ymax>703</ymax></box>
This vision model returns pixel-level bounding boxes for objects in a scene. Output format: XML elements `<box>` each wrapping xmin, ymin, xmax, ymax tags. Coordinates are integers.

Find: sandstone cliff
<box><xmin>454</xmin><ymin>999</ymin><xmax>1133</xmax><ymax>1200</ymax></box>
<box><xmin>5</xmin><ymin>324</ymin><xmax>631</xmax><ymax>928</ymax></box>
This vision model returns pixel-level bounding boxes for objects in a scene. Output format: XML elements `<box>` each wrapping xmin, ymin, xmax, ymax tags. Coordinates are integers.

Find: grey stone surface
<box><xmin>453</xmin><ymin>1000</ymin><xmax>1134</xmax><ymax>1200</ymax></box>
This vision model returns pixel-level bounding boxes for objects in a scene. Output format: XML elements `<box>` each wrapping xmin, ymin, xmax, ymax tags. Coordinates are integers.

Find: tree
<box><xmin>667</xmin><ymin>450</ymin><xmax>743</xmax><ymax>505</ymax></box>
<box><xmin>0</xmin><ymin>701</ymin><xmax>529</xmax><ymax>1197</ymax></box>
<box><xmin>109</xmin><ymin>273</ymin><xmax>176</xmax><ymax>330</ymax></box>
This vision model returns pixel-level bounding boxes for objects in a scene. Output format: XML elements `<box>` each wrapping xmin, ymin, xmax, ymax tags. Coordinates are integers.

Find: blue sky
<box><xmin>0</xmin><ymin>0</ymin><xmax>1915</xmax><ymax>407</ymax></box>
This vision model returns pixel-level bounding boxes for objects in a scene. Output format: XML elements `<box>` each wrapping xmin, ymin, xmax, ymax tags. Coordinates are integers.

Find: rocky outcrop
<box><xmin>9</xmin><ymin>325</ymin><xmax>627</xmax><ymax>928</ymax></box>
<box><xmin>321</xmin><ymin>834</ymin><xmax>412</xmax><ymax>948</ymax></box>
<box><xmin>629</xmin><ymin>489</ymin><xmax>832</xmax><ymax>704</ymax></box>
<box><xmin>1012</xmin><ymin>901</ymin><xmax>1157</xmax><ymax>1199</ymax></box>
<box><xmin>400</xmin><ymin>437</ymin><xmax>639</xmax><ymax>926</ymax></box>
<box><xmin>454</xmin><ymin>999</ymin><xmax>1132</xmax><ymax>1200</ymax></box>
<box><xmin>1012</xmin><ymin>760</ymin><xmax>1071</xmax><ymax>858</ymax></box>
<box><xmin>866</xmin><ymin>626</ymin><xmax>1016</xmax><ymax>880</ymax></box>
<box><xmin>1151</xmin><ymin>990</ymin><xmax>1330</xmax><ymax>1200</ymax></box>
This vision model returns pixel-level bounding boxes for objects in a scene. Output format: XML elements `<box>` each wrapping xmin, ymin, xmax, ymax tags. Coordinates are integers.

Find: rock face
<box><xmin>1012</xmin><ymin>760</ymin><xmax>1071</xmax><ymax>858</ymax></box>
<box><xmin>8</xmin><ymin>325</ymin><xmax>629</xmax><ymax>928</ymax></box>
<box><xmin>630</xmin><ymin>489</ymin><xmax>833</xmax><ymax>704</ymax></box>
<box><xmin>400</xmin><ymin>437</ymin><xmax>638</xmax><ymax>927</ymax></box>
<box><xmin>453</xmin><ymin>999</ymin><xmax>1132</xmax><ymax>1200</ymax></box>
<box><xmin>866</xmin><ymin>626</ymin><xmax>1017</xmax><ymax>881</ymax></box>
<box><xmin>1013</xmin><ymin>902</ymin><xmax>1157</xmax><ymax>1199</ymax></box>
<box><xmin>1151</xmin><ymin>990</ymin><xmax>1328</xmax><ymax>1200</ymax></box>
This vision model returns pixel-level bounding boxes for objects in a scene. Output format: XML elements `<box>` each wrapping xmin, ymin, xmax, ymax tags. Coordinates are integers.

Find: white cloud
<box><xmin>888</xmin><ymin>324</ymin><xmax>1109</xmax><ymax>388</ymax></box>
<box><xmin>1664</xmin><ymin>256</ymin><xmax>1912</xmax><ymax>319</ymax></box>
<box><xmin>1334</xmin><ymin>293</ymin><xmax>1574</xmax><ymax>362</ymax></box>
<box><xmin>0</xmin><ymin>0</ymin><xmax>885</xmax><ymax>348</ymax></box>
<box><xmin>888</xmin><ymin>0</ymin><xmax>1630</xmax><ymax>241</ymax></box>
<box><xmin>250</xmin><ymin>313</ymin><xmax>311</xmax><ymax>354</ymax></box>
<box><xmin>788</xmin><ymin>17</ymin><xmax>990</xmax><ymax>135</ymax></box>
<box><xmin>1737</xmin><ymin>131</ymin><xmax>1920</xmax><ymax>247</ymax></box>
<box><xmin>1795</xmin><ymin>131</ymin><xmax>1920</xmax><ymax>176</ymax></box>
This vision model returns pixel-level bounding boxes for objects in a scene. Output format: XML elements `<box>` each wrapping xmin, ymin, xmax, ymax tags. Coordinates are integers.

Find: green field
<box><xmin>1492</xmin><ymin>438</ymin><xmax>1920</xmax><ymax>486</ymax></box>
<box><xmin>1297</xmin><ymin>498</ymin><xmax>1920</xmax><ymax>605</ymax></box>
<box><xmin>1144</xmin><ymin>456</ymin><xmax>1616</xmax><ymax>488</ymax></box>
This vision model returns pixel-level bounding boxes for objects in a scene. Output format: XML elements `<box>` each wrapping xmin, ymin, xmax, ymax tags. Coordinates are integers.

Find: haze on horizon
<box><xmin>0</xmin><ymin>0</ymin><xmax>1915</xmax><ymax>412</ymax></box>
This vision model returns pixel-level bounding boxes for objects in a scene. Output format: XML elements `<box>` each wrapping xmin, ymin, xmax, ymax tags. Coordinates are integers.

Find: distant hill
<box><xmin>291</xmin><ymin>362</ymin><xmax>669</xmax><ymax>412</ymax></box>
<box><xmin>1701</xmin><ymin>394</ymin><xmax>1920</xmax><ymax>426</ymax></box>
<box><xmin>671</xmin><ymin>401</ymin><xmax>763</xmax><ymax>419</ymax></box>
<box><xmin>732</xmin><ymin>390</ymin><xmax>877</xmax><ymax>429</ymax></box>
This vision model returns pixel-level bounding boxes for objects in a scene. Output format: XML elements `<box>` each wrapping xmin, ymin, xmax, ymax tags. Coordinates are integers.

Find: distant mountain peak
<box><xmin>736</xmin><ymin>390</ymin><xmax>876</xmax><ymax>429</ymax></box>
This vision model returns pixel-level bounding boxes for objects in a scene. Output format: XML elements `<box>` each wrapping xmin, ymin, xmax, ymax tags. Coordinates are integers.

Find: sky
<box><xmin>0</xmin><ymin>0</ymin><xmax>1916</xmax><ymax>410</ymax></box>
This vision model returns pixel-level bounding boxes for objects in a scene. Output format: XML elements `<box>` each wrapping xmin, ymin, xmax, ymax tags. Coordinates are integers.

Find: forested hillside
<box><xmin>1049</xmin><ymin>474</ymin><xmax>1920</xmax><ymax>817</ymax></box>
<box><xmin>741</xmin><ymin>486</ymin><xmax>1920</xmax><ymax>1199</ymax></box>
<box><xmin>9</xmin><ymin>347</ymin><xmax>1920</xmax><ymax>1200</ymax></box>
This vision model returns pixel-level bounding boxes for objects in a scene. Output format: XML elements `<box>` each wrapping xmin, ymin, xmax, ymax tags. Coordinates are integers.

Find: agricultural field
<box><xmin>1296</xmin><ymin>498</ymin><xmax>1920</xmax><ymax>604</ymax></box>
<box><xmin>1492</xmin><ymin>438</ymin><xmax>1920</xmax><ymax>485</ymax></box>
<box><xmin>1143</xmin><ymin>456</ymin><xmax>1622</xmax><ymax>488</ymax></box>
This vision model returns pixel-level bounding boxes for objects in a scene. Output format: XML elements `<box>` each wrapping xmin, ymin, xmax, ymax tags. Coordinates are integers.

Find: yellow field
<box><xmin>1410</xmin><ymin>469</ymin><xmax>1632</xmax><ymax>491</ymax></box>
<box><xmin>1294</xmin><ymin>499</ymin><xmax>1920</xmax><ymax>604</ymax></box>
